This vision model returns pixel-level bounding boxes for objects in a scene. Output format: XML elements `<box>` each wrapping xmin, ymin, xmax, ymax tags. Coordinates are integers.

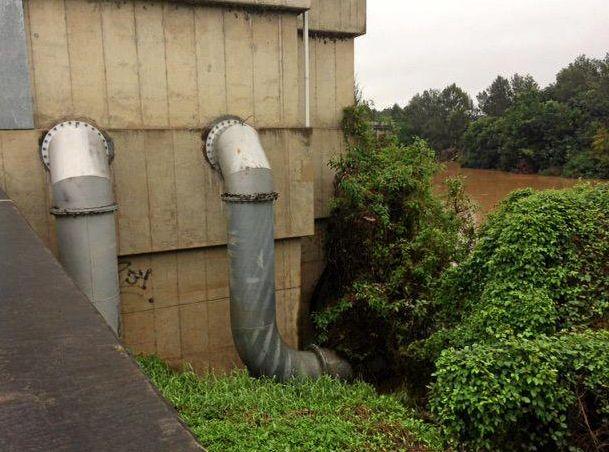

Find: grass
<box><xmin>137</xmin><ymin>356</ymin><xmax>443</xmax><ymax>451</ymax></box>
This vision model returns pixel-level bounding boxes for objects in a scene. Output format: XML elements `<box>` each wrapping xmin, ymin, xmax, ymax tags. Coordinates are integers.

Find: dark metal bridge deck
<box><xmin>0</xmin><ymin>189</ymin><xmax>201</xmax><ymax>451</ymax></box>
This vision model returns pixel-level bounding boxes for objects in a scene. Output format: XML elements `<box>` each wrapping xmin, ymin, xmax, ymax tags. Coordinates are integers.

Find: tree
<box><xmin>464</xmin><ymin>93</ymin><xmax>586</xmax><ymax>174</ymax></box>
<box><xmin>461</xmin><ymin>116</ymin><xmax>503</xmax><ymax>169</ymax></box>
<box><xmin>379</xmin><ymin>103</ymin><xmax>413</xmax><ymax>145</ymax></box>
<box><xmin>314</xmin><ymin>105</ymin><xmax>475</xmax><ymax>381</ymax></box>
<box><xmin>400</xmin><ymin>84</ymin><xmax>474</xmax><ymax>153</ymax></box>
<box><xmin>477</xmin><ymin>75</ymin><xmax>513</xmax><ymax>116</ymax></box>
<box><xmin>440</xmin><ymin>84</ymin><xmax>476</xmax><ymax>149</ymax></box>
<box><xmin>511</xmin><ymin>73</ymin><xmax>539</xmax><ymax>99</ymax></box>
<box><xmin>549</xmin><ymin>55</ymin><xmax>603</xmax><ymax>103</ymax></box>
<box><xmin>463</xmin><ymin>55</ymin><xmax>609</xmax><ymax>178</ymax></box>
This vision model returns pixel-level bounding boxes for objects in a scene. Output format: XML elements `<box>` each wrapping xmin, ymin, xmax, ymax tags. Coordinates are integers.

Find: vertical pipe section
<box><xmin>41</xmin><ymin>121</ymin><xmax>120</xmax><ymax>334</ymax></box>
<box><xmin>303</xmin><ymin>11</ymin><xmax>311</xmax><ymax>128</ymax></box>
<box><xmin>204</xmin><ymin>117</ymin><xmax>351</xmax><ymax>381</ymax></box>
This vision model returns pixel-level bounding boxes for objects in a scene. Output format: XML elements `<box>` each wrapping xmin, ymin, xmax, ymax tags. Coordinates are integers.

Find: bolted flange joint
<box><xmin>40</xmin><ymin>121</ymin><xmax>113</xmax><ymax>171</ymax></box>
<box><xmin>309</xmin><ymin>344</ymin><xmax>353</xmax><ymax>381</ymax></box>
<box><xmin>204</xmin><ymin>115</ymin><xmax>246</xmax><ymax>173</ymax></box>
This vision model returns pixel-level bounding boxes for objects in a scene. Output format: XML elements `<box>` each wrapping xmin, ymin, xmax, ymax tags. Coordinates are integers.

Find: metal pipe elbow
<box><xmin>205</xmin><ymin>116</ymin><xmax>274</xmax><ymax>197</ymax></box>
<box><xmin>41</xmin><ymin>120</ymin><xmax>116</xmax><ymax>214</ymax></box>
<box><xmin>40</xmin><ymin>121</ymin><xmax>120</xmax><ymax>335</ymax></box>
<box><xmin>204</xmin><ymin>117</ymin><xmax>352</xmax><ymax>382</ymax></box>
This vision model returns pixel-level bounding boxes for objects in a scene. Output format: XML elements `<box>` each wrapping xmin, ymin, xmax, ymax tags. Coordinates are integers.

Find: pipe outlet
<box><xmin>41</xmin><ymin>121</ymin><xmax>120</xmax><ymax>334</ymax></box>
<box><xmin>204</xmin><ymin>117</ymin><xmax>352</xmax><ymax>381</ymax></box>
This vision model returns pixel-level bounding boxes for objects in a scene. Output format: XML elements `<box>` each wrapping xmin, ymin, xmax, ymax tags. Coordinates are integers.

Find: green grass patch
<box><xmin>137</xmin><ymin>356</ymin><xmax>443</xmax><ymax>451</ymax></box>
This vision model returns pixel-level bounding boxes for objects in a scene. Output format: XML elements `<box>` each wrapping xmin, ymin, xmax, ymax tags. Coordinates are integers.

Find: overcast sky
<box><xmin>356</xmin><ymin>0</ymin><xmax>609</xmax><ymax>109</ymax></box>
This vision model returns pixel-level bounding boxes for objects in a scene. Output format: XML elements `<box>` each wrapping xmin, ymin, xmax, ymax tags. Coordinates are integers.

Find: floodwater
<box><xmin>434</xmin><ymin>163</ymin><xmax>586</xmax><ymax>218</ymax></box>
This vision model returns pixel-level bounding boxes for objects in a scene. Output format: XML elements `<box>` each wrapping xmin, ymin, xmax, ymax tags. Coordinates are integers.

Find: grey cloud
<box><xmin>357</xmin><ymin>0</ymin><xmax>609</xmax><ymax>108</ymax></box>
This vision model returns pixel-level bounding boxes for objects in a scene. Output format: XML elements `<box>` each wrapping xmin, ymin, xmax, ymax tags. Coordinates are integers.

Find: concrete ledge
<box><xmin>299</xmin><ymin>0</ymin><xmax>366</xmax><ymax>37</ymax></box>
<box><xmin>177</xmin><ymin>0</ymin><xmax>311</xmax><ymax>11</ymax></box>
<box><xmin>0</xmin><ymin>189</ymin><xmax>201</xmax><ymax>451</ymax></box>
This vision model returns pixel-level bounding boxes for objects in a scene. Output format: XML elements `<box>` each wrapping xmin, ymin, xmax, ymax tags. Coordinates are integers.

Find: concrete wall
<box><xmin>120</xmin><ymin>239</ymin><xmax>302</xmax><ymax>372</ymax></box>
<box><xmin>304</xmin><ymin>0</ymin><xmax>366</xmax><ymax>36</ymax></box>
<box><xmin>0</xmin><ymin>0</ymin><xmax>363</xmax><ymax>372</ymax></box>
<box><xmin>193</xmin><ymin>0</ymin><xmax>310</xmax><ymax>11</ymax></box>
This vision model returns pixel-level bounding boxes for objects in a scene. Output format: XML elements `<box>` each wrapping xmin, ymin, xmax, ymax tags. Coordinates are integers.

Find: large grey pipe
<box><xmin>205</xmin><ymin>117</ymin><xmax>352</xmax><ymax>381</ymax></box>
<box><xmin>41</xmin><ymin>121</ymin><xmax>120</xmax><ymax>334</ymax></box>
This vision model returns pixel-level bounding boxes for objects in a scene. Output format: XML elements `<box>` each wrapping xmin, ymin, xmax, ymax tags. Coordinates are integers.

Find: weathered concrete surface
<box><xmin>183</xmin><ymin>0</ymin><xmax>310</xmax><ymax>10</ymax></box>
<box><xmin>0</xmin><ymin>129</ymin><xmax>315</xmax><ymax>255</ymax></box>
<box><xmin>0</xmin><ymin>127</ymin><xmax>340</xmax><ymax>254</ymax></box>
<box><xmin>0</xmin><ymin>0</ymin><xmax>34</xmax><ymax>129</ymax></box>
<box><xmin>298</xmin><ymin>36</ymin><xmax>355</xmax><ymax>129</ymax></box>
<box><xmin>110</xmin><ymin>128</ymin><xmax>314</xmax><ymax>255</ymax></box>
<box><xmin>310</xmin><ymin>128</ymin><xmax>346</xmax><ymax>218</ymax></box>
<box><xmin>119</xmin><ymin>239</ymin><xmax>303</xmax><ymax>372</ymax></box>
<box><xmin>0</xmin><ymin>190</ymin><xmax>201</xmax><ymax>451</ymax></box>
<box><xmin>3</xmin><ymin>0</ymin><xmax>362</xmax><ymax>374</ymax></box>
<box><xmin>0</xmin><ymin>131</ymin><xmax>52</xmax><ymax>251</ymax></box>
<box><xmin>25</xmin><ymin>0</ymin><xmax>355</xmax><ymax>130</ymax></box>
<box><xmin>301</xmin><ymin>0</ymin><xmax>366</xmax><ymax>36</ymax></box>
<box><xmin>26</xmin><ymin>1</ymin><xmax>302</xmax><ymax>129</ymax></box>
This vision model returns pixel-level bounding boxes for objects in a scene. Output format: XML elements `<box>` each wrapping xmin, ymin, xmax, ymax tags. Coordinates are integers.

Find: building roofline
<box><xmin>173</xmin><ymin>0</ymin><xmax>311</xmax><ymax>12</ymax></box>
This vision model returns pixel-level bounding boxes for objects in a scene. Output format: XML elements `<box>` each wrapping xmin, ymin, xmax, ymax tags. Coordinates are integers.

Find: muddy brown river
<box><xmin>435</xmin><ymin>163</ymin><xmax>588</xmax><ymax>218</ymax></box>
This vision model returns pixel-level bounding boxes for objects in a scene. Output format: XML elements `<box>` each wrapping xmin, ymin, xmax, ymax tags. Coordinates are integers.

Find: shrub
<box><xmin>418</xmin><ymin>184</ymin><xmax>609</xmax><ymax>450</ymax></box>
<box><xmin>137</xmin><ymin>356</ymin><xmax>444</xmax><ymax>452</ymax></box>
<box><xmin>431</xmin><ymin>332</ymin><xmax>609</xmax><ymax>450</ymax></box>
<box><xmin>422</xmin><ymin>185</ymin><xmax>609</xmax><ymax>354</ymax></box>
<box><xmin>313</xmin><ymin>105</ymin><xmax>475</xmax><ymax>382</ymax></box>
<box><xmin>318</xmin><ymin>105</ymin><xmax>609</xmax><ymax>450</ymax></box>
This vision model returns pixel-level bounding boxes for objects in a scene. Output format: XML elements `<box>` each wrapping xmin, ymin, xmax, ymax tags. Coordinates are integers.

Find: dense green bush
<box><xmin>419</xmin><ymin>185</ymin><xmax>609</xmax><ymax>449</ymax></box>
<box><xmin>137</xmin><ymin>356</ymin><xmax>443</xmax><ymax>451</ymax></box>
<box><xmin>313</xmin><ymin>105</ymin><xmax>475</xmax><ymax>381</ymax></box>
<box><xmin>422</xmin><ymin>185</ymin><xmax>609</xmax><ymax>353</ymax></box>
<box><xmin>432</xmin><ymin>332</ymin><xmax>609</xmax><ymax>450</ymax></box>
<box><xmin>323</xmin><ymin>104</ymin><xmax>609</xmax><ymax>449</ymax></box>
<box><xmin>313</xmin><ymin>99</ymin><xmax>609</xmax><ymax>449</ymax></box>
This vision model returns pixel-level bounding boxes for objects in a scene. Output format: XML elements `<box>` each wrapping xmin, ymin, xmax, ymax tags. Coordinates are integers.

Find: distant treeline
<box><xmin>375</xmin><ymin>54</ymin><xmax>609</xmax><ymax>178</ymax></box>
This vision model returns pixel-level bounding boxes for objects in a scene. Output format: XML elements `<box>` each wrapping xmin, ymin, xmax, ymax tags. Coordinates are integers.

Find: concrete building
<box><xmin>0</xmin><ymin>0</ymin><xmax>366</xmax><ymax>373</ymax></box>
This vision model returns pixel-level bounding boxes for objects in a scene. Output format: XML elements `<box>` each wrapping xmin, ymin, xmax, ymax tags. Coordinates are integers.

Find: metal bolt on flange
<box><xmin>204</xmin><ymin>116</ymin><xmax>245</xmax><ymax>172</ymax></box>
<box><xmin>40</xmin><ymin>121</ymin><xmax>112</xmax><ymax>171</ymax></box>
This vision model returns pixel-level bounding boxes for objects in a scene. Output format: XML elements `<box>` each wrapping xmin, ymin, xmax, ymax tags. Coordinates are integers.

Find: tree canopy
<box><xmin>375</xmin><ymin>53</ymin><xmax>609</xmax><ymax>179</ymax></box>
<box><xmin>463</xmin><ymin>54</ymin><xmax>609</xmax><ymax>178</ymax></box>
<box><xmin>377</xmin><ymin>84</ymin><xmax>475</xmax><ymax>158</ymax></box>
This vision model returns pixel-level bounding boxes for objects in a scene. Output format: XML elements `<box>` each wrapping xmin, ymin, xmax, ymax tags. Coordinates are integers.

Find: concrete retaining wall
<box><xmin>0</xmin><ymin>0</ymin><xmax>363</xmax><ymax>372</ymax></box>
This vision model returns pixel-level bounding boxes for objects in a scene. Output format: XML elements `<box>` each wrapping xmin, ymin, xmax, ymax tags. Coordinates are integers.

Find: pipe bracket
<box><xmin>221</xmin><ymin>192</ymin><xmax>279</xmax><ymax>203</ymax></box>
<box><xmin>50</xmin><ymin>203</ymin><xmax>118</xmax><ymax>217</ymax></box>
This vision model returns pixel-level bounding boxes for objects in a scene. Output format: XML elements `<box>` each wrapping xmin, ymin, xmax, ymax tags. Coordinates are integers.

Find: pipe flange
<box><xmin>50</xmin><ymin>203</ymin><xmax>118</xmax><ymax>217</ymax></box>
<box><xmin>40</xmin><ymin>121</ymin><xmax>112</xmax><ymax>171</ymax></box>
<box><xmin>204</xmin><ymin>116</ymin><xmax>245</xmax><ymax>171</ymax></box>
<box><xmin>309</xmin><ymin>344</ymin><xmax>353</xmax><ymax>380</ymax></box>
<box><xmin>309</xmin><ymin>344</ymin><xmax>329</xmax><ymax>372</ymax></box>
